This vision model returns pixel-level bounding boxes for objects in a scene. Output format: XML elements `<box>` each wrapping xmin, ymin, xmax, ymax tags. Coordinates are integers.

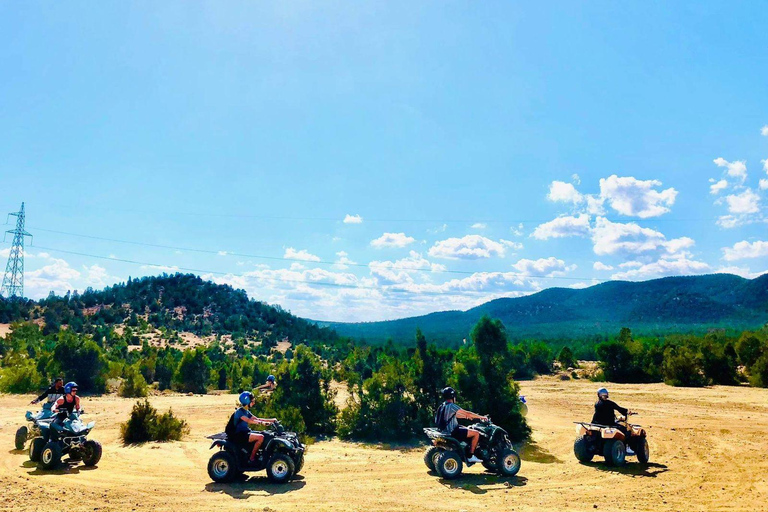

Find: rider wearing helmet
<box><xmin>233</xmin><ymin>391</ymin><xmax>277</xmax><ymax>463</ymax></box>
<box><xmin>591</xmin><ymin>387</ymin><xmax>630</xmax><ymax>427</ymax></box>
<box><xmin>51</xmin><ymin>382</ymin><xmax>82</xmax><ymax>438</ymax></box>
<box><xmin>30</xmin><ymin>377</ymin><xmax>65</xmax><ymax>406</ymax></box>
<box><xmin>434</xmin><ymin>387</ymin><xmax>488</xmax><ymax>464</ymax></box>
<box><xmin>256</xmin><ymin>375</ymin><xmax>277</xmax><ymax>393</ymax></box>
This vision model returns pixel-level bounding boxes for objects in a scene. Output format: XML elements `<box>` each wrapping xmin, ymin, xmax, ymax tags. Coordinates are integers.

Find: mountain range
<box><xmin>319</xmin><ymin>273</ymin><xmax>768</xmax><ymax>345</ymax></box>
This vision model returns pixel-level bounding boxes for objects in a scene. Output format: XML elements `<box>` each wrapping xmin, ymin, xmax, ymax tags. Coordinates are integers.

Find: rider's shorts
<box><xmin>450</xmin><ymin>426</ymin><xmax>470</xmax><ymax>442</ymax></box>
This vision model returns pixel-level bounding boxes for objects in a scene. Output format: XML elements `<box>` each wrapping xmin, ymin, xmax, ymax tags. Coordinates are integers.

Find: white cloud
<box><xmin>25</xmin><ymin>258</ymin><xmax>82</xmax><ymax>298</ymax></box>
<box><xmin>709</xmin><ymin>179</ymin><xmax>728</xmax><ymax>195</ymax></box>
<box><xmin>593</xmin><ymin>261</ymin><xmax>614</xmax><ymax>271</ymax></box>
<box><xmin>369</xmin><ymin>251</ymin><xmax>446</xmax><ymax>284</ymax></box>
<box><xmin>471</xmin><ymin>223</ymin><xmax>487</xmax><ymax>230</ymax></box>
<box><xmin>509</xmin><ymin>223</ymin><xmax>524</xmax><ymax>236</ymax></box>
<box><xmin>725</xmin><ymin>189</ymin><xmax>760</xmax><ymax>214</ymax></box>
<box><xmin>428</xmin><ymin>235</ymin><xmax>515</xmax><ymax>260</ymax></box>
<box><xmin>547</xmin><ymin>181</ymin><xmax>583</xmax><ymax>204</ymax></box>
<box><xmin>723</xmin><ymin>240</ymin><xmax>768</xmax><ymax>261</ymax></box>
<box><xmin>760</xmin><ymin>179</ymin><xmax>768</xmax><ymax>190</ymax></box>
<box><xmin>619</xmin><ymin>261</ymin><xmax>643</xmax><ymax>268</ymax></box>
<box><xmin>333</xmin><ymin>251</ymin><xmax>356</xmax><ymax>270</ymax></box>
<box><xmin>343</xmin><ymin>214</ymin><xmax>363</xmax><ymax>224</ymax></box>
<box><xmin>370</xmin><ymin>232</ymin><xmax>416</xmax><ymax>249</ymax></box>
<box><xmin>531</xmin><ymin>214</ymin><xmax>591</xmax><ymax>240</ymax></box>
<box><xmin>713</xmin><ymin>157</ymin><xmax>747</xmax><ymax>182</ymax></box>
<box><xmin>284</xmin><ymin>247</ymin><xmax>321</xmax><ymax>262</ymax></box>
<box><xmin>763</xmin><ymin>159</ymin><xmax>768</xmax><ymax>173</ymax></box>
<box><xmin>761</xmin><ymin>125</ymin><xmax>768</xmax><ymax>136</ymax></box>
<box><xmin>572</xmin><ymin>174</ymin><xmax>581</xmax><ymax>185</ymax></box>
<box><xmin>512</xmin><ymin>257</ymin><xmax>575</xmax><ymax>277</ymax></box>
<box><xmin>599</xmin><ymin>175</ymin><xmax>677</xmax><ymax>218</ymax></box>
<box><xmin>591</xmin><ymin>217</ymin><xmax>694</xmax><ymax>256</ymax></box>
<box><xmin>83</xmin><ymin>264</ymin><xmax>112</xmax><ymax>287</ymax></box>
<box><xmin>611</xmin><ymin>254</ymin><xmax>709</xmax><ymax>280</ymax></box>
<box><xmin>217</xmin><ymin>251</ymin><xmax>228</xmax><ymax>256</ymax></box>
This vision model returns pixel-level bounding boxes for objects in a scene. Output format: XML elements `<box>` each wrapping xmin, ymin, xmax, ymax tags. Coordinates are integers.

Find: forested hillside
<box><xmin>324</xmin><ymin>274</ymin><xmax>768</xmax><ymax>346</ymax></box>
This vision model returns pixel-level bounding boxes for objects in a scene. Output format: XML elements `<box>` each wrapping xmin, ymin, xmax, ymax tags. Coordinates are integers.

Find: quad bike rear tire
<box><xmin>636</xmin><ymin>437</ymin><xmax>650</xmax><ymax>464</ymax></box>
<box><xmin>603</xmin><ymin>439</ymin><xmax>626</xmax><ymax>466</ymax></box>
<box><xmin>293</xmin><ymin>453</ymin><xmax>305</xmax><ymax>474</ymax></box>
<box><xmin>435</xmin><ymin>450</ymin><xmax>463</xmax><ymax>480</ymax></box>
<box><xmin>482</xmin><ymin>460</ymin><xmax>496</xmax><ymax>471</ymax></box>
<box><xmin>266</xmin><ymin>453</ymin><xmax>295</xmax><ymax>483</ymax></box>
<box><xmin>15</xmin><ymin>426</ymin><xmax>28</xmax><ymax>451</ymax></box>
<box><xmin>39</xmin><ymin>441</ymin><xmax>62</xmax><ymax>470</ymax></box>
<box><xmin>207</xmin><ymin>451</ymin><xmax>238</xmax><ymax>483</ymax></box>
<box><xmin>29</xmin><ymin>437</ymin><xmax>45</xmax><ymax>462</ymax></box>
<box><xmin>574</xmin><ymin>435</ymin><xmax>594</xmax><ymax>462</ymax></box>
<box><xmin>424</xmin><ymin>446</ymin><xmax>441</xmax><ymax>472</ymax></box>
<box><xmin>82</xmin><ymin>440</ymin><xmax>102</xmax><ymax>466</ymax></box>
<box><xmin>497</xmin><ymin>448</ymin><xmax>521</xmax><ymax>477</ymax></box>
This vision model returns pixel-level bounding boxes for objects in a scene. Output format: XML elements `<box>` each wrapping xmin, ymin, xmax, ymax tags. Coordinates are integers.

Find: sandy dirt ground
<box><xmin>2</xmin><ymin>378</ymin><xmax>767</xmax><ymax>512</ymax></box>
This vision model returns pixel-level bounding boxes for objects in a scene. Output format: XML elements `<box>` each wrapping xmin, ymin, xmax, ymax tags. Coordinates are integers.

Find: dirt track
<box><xmin>2</xmin><ymin>378</ymin><xmax>767</xmax><ymax>512</ymax></box>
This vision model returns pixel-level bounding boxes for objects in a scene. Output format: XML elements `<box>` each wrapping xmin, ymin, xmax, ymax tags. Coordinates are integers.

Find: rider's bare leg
<box><xmin>249</xmin><ymin>433</ymin><xmax>264</xmax><ymax>462</ymax></box>
<box><xmin>468</xmin><ymin>430</ymin><xmax>480</xmax><ymax>455</ymax></box>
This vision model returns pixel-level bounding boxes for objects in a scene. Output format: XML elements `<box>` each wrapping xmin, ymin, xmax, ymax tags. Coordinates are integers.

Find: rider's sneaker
<box><xmin>467</xmin><ymin>455</ymin><xmax>483</xmax><ymax>464</ymax></box>
<box><xmin>626</xmin><ymin>447</ymin><xmax>635</xmax><ymax>455</ymax></box>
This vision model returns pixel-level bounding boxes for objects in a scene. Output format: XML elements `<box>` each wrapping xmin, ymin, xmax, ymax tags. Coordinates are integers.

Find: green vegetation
<box><xmin>120</xmin><ymin>399</ymin><xmax>189</xmax><ymax>444</ymax></box>
<box><xmin>1</xmin><ymin>272</ymin><xmax>766</xmax><ymax>448</ymax></box>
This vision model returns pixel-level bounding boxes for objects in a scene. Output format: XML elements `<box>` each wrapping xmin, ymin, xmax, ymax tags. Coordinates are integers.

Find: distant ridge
<box><xmin>319</xmin><ymin>273</ymin><xmax>768</xmax><ymax>345</ymax></box>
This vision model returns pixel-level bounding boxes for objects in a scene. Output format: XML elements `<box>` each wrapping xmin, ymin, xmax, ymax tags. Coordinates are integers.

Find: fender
<box><xmin>265</xmin><ymin>438</ymin><xmax>294</xmax><ymax>455</ymax></box>
<box><xmin>209</xmin><ymin>439</ymin><xmax>239</xmax><ymax>457</ymax></box>
<box><xmin>601</xmin><ymin>428</ymin><xmax>626</xmax><ymax>441</ymax></box>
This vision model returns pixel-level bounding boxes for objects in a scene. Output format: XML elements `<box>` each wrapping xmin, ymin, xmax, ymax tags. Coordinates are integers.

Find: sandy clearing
<box><xmin>1</xmin><ymin>378</ymin><xmax>767</xmax><ymax>512</ymax></box>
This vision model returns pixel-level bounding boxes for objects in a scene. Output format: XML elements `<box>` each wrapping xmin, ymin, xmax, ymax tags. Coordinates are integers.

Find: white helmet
<box><xmin>597</xmin><ymin>387</ymin><xmax>609</xmax><ymax>398</ymax></box>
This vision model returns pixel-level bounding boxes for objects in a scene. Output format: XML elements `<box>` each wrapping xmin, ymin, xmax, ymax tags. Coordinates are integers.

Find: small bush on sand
<box><xmin>121</xmin><ymin>399</ymin><xmax>189</xmax><ymax>444</ymax></box>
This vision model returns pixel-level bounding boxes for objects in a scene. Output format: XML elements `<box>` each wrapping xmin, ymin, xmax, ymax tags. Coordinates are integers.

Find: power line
<box><xmin>28</xmin><ymin>225</ymin><xmax>596</xmax><ymax>281</ymax></box>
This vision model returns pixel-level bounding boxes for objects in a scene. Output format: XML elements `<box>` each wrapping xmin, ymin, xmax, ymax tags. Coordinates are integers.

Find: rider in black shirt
<box><xmin>30</xmin><ymin>378</ymin><xmax>65</xmax><ymax>405</ymax></box>
<box><xmin>591</xmin><ymin>387</ymin><xmax>630</xmax><ymax>426</ymax></box>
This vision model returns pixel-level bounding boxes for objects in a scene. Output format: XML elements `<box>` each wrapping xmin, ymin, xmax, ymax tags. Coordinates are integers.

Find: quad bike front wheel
<box><xmin>603</xmin><ymin>439</ymin><xmax>626</xmax><ymax>466</ymax></box>
<box><xmin>29</xmin><ymin>437</ymin><xmax>45</xmax><ymax>462</ymax></box>
<box><xmin>497</xmin><ymin>448</ymin><xmax>521</xmax><ymax>477</ymax></box>
<box><xmin>636</xmin><ymin>437</ymin><xmax>650</xmax><ymax>464</ymax></box>
<box><xmin>436</xmin><ymin>450</ymin><xmax>463</xmax><ymax>480</ymax></box>
<box><xmin>424</xmin><ymin>446</ymin><xmax>441</xmax><ymax>472</ymax></box>
<box><xmin>82</xmin><ymin>440</ymin><xmax>102</xmax><ymax>466</ymax></box>
<box><xmin>266</xmin><ymin>453</ymin><xmax>295</xmax><ymax>483</ymax></box>
<box><xmin>207</xmin><ymin>451</ymin><xmax>238</xmax><ymax>483</ymax></box>
<box><xmin>39</xmin><ymin>442</ymin><xmax>62</xmax><ymax>470</ymax></box>
<box><xmin>573</xmin><ymin>435</ymin><xmax>594</xmax><ymax>463</ymax></box>
<box><xmin>15</xmin><ymin>426</ymin><xmax>29</xmax><ymax>451</ymax></box>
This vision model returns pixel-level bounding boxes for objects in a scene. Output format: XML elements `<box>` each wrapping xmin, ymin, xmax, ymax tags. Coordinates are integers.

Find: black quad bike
<box><xmin>573</xmin><ymin>412</ymin><xmax>649</xmax><ymax>466</ymax></box>
<box><xmin>33</xmin><ymin>411</ymin><xmax>102</xmax><ymax>469</ymax></box>
<box><xmin>423</xmin><ymin>418</ymin><xmax>521</xmax><ymax>479</ymax></box>
<box><xmin>206</xmin><ymin>421</ymin><xmax>305</xmax><ymax>483</ymax></box>
<box><xmin>15</xmin><ymin>403</ymin><xmax>55</xmax><ymax>451</ymax></box>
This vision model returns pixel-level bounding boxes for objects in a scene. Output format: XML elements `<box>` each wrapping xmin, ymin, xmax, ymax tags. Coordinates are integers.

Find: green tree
<box><xmin>736</xmin><ymin>333</ymin><xmax>763</xmax><ymax>367</ymax></box>
<box><xmin>662</xmin><ymin>345</ymin><xmax>707</xmax><ymax>387</ymax></box>
<box><xmin>51</xmin><ymin>330</ymin><xmax>106</xmax><ymax>393</ymax></box>
<box><xmin>174</xmin><ymin>348</ymin><xmax>211</xmax><ymax>393</ymax></box>
<box><xmin>120</xmin><ymin>365</ymin><xmax>149</xmax><ymax>398</ymax></box>
<box><xmin>557</xmin><ymin>346</ymin><xmax>577</xmax><ymax>369</ymax></box>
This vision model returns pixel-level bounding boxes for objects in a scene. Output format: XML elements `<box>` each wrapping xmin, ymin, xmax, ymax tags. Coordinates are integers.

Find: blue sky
<box><xmin>1</xmin><ymin>1</ymin><xmax>767</xmax><ymax>321</ymax></box>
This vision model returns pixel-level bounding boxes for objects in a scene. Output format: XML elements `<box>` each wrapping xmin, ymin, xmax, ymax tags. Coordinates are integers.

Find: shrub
<box><xmin>0</xmin><ymin>358</ymin><xmax>46</xmax><ymax>393</ymax></box>
<box><xmin>120</xmin><ymin>399</ymin><xmax>189</xmax><ymax>443</ymax></box>
<box><xmin>174</xmin><ymin>348</ymin><xmax>211</xmax><ymax>393</ymax></box>
<box><xmin>749</xmin><ymin>349</ymin><xmax>768</xmax><ymax>388</ymax></box>
<box><xmin>557</xmin><ymin>346</ymin><xmax>577</xmax><ymax>369</ymax></box>
<box><xmin>663</xmin><ymin>345</ymin><xmax>707</xmax><ymax>387</ymax></box>
<box><xmin>119</xmin><ymin>365</ymin><xmax>149</xmax><ymax>398</ymax></box>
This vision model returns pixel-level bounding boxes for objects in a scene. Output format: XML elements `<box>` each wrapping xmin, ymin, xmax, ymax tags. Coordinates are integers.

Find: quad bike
<box><xmin>573</xmin><ymin>412</ymin><xmax>649</xmax><ymax>466</ymax></box>
<box><xmin>206</xmin><ymin>420</ymin><xmax>305</xmax><ymax>483</ymax></box>
<box><xmin>423</xmin><ymin>417</ymin><xmax>521</xmax><ymax>480</ymax></box>
<box><xmin>32</xmin><ymin>411</ymin><xmax>102</xmax><ymax>469</ymax></box>
<box><xmin>15</xmin><ymin>403</ymin><xmax>55</xmax><ymax>451</ymax></box>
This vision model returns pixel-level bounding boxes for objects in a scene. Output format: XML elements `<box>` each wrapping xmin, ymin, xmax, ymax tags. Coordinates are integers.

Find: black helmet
<box><xmin>442</xmin><ymin>387</ymin><xmax>456</xmax><ymax>400</ymax></box>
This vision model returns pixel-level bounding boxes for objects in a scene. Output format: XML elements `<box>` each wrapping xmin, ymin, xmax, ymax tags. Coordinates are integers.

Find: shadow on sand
<box><xmin>9</xmin><ymin>448</ymin><xmax>25</xmax><ymax>455</ymax></box>
<box><xmin>24</xmin><ymin>459</ymin><xmax>99</xmax><ymax>476</ymax></box>
<box><xmin>519</xmin><ymin>441</ymin><xmax>563</xmax><ymax>464</ymax></box>
<box><xmin>437</xmin><ymin>473</ymin><xmax>528</xmax><ymax>495</ymax></box>
<box><xmin>204</xmin><ymin>474</ymin><xmax>306</xmax><ymax>499</ymax></box>
<box><xmin>582</xmin><ymin>461</ymin><xmax>669</xmax><ymax>478</ymax></box>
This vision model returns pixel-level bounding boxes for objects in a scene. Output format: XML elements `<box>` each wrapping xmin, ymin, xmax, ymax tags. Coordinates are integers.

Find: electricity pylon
<box><xmin>1</xmin><ymin>202</ymin><xmax>32</xmax><ymax>299</ymax></box>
